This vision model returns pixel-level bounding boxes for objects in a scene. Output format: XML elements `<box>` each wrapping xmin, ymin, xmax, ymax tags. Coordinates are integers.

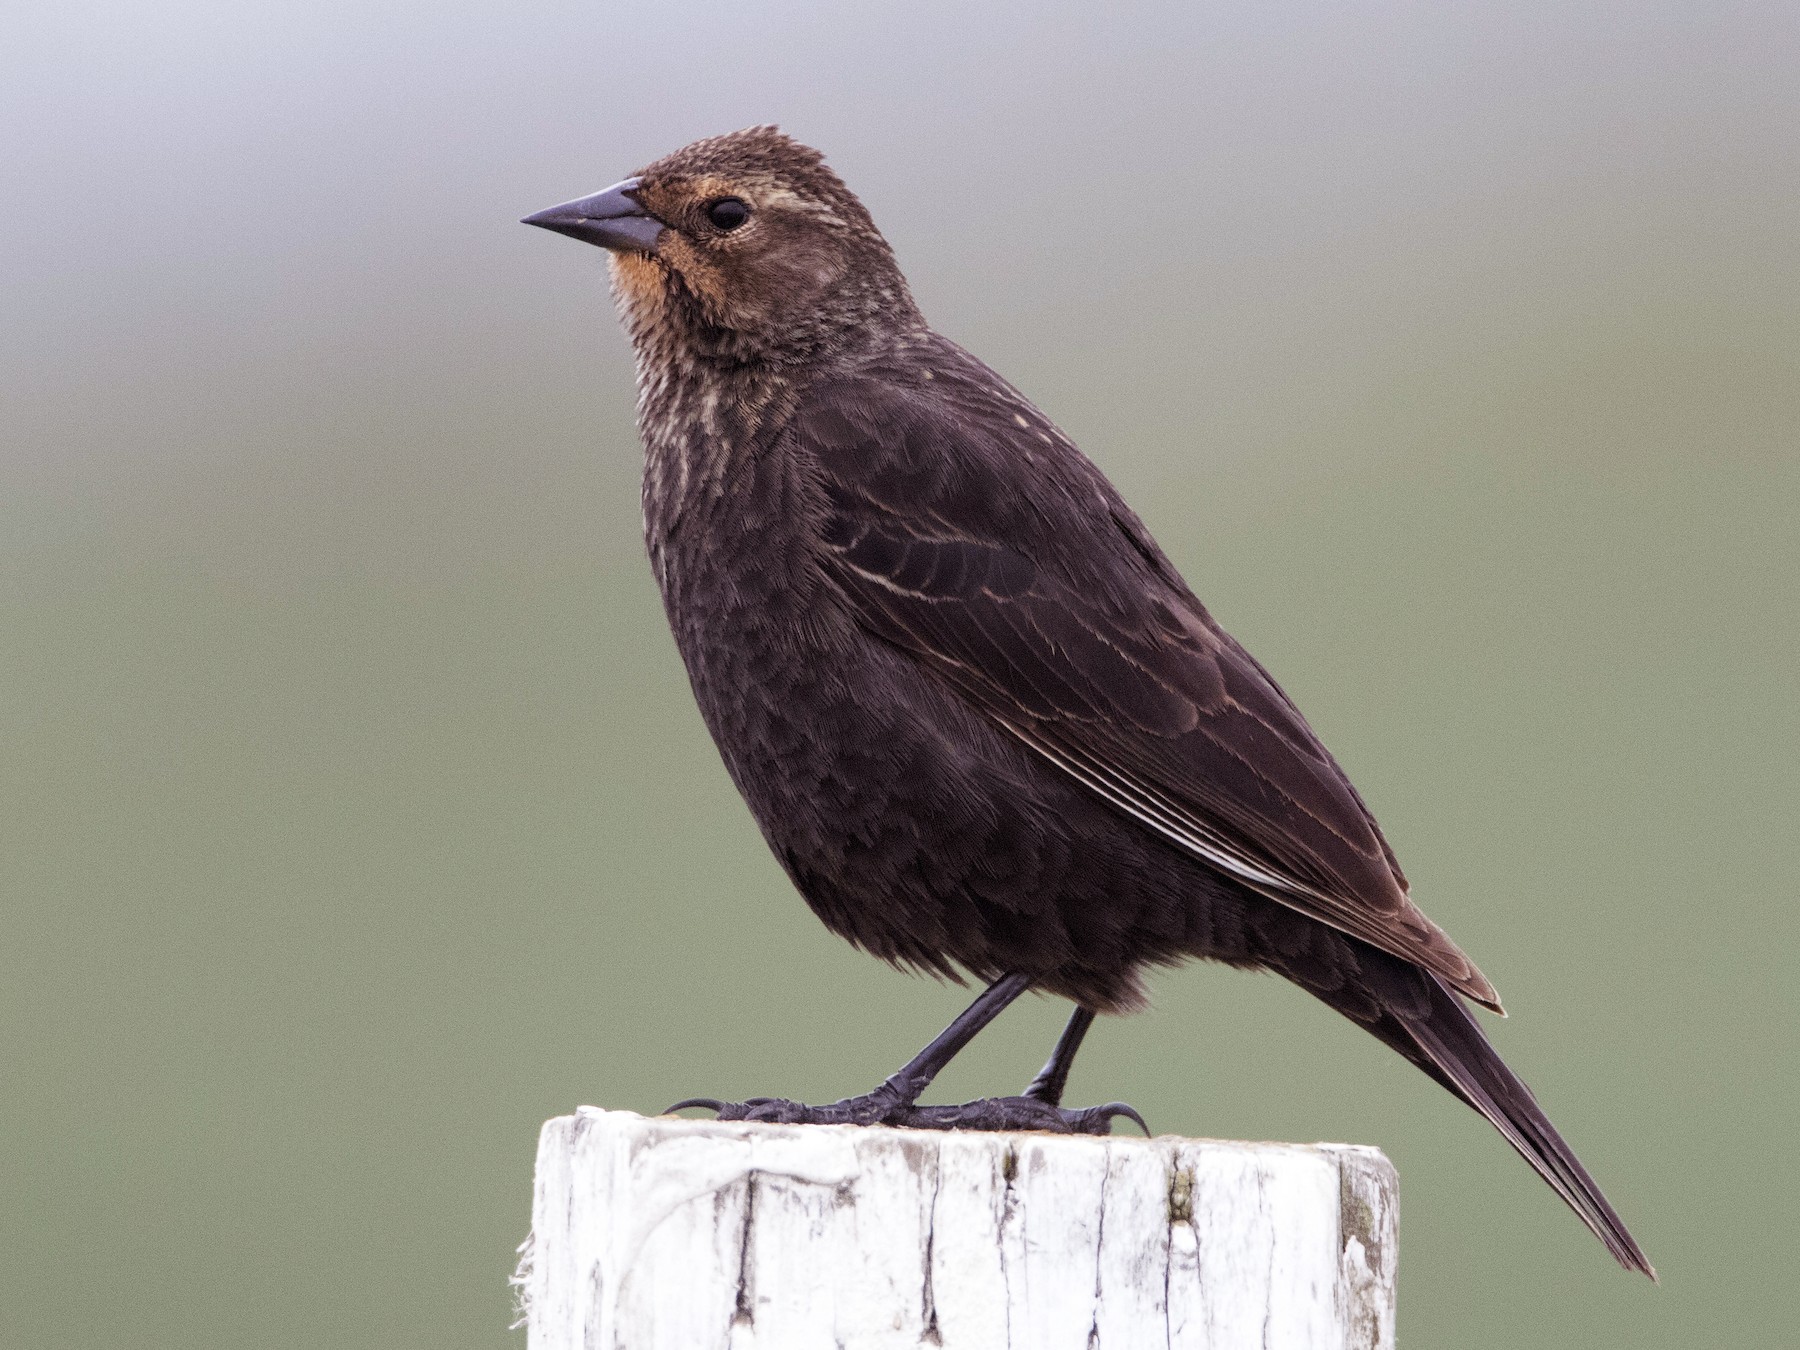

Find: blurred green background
<box><xmin>4</xmin><ymin>1</ymin><xmax>1795</xmax><ymax>1345</ymax></box>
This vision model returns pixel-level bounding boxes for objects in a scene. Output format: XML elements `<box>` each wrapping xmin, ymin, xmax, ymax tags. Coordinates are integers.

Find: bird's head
<box><xmin>524</xmin><ymin>126</ymin><xmax>919</xmax><ymax>367</ymax></box>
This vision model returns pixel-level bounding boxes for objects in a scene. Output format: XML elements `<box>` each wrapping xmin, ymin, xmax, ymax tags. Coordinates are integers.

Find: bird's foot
<box><xmin>896</xmin><ymin>1096</ymin><xmax>1149</xmax><ymax>1135</ymax></box>
<box><xmin>663</xmin><ymin>1090</ymin><xmax>903</xmax><ymax>1127</ymax></box>
<box><xmin>665</xmin><ymin>1092</ymin><xmax>1148</xmax><ymax>1136</ymax></box>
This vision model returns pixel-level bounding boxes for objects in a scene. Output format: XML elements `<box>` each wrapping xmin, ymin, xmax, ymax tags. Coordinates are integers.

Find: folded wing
<box><xmin>796</xmin><ymin>363</ymin><xmax>1501</xmax><ymax>1011</ymax></box>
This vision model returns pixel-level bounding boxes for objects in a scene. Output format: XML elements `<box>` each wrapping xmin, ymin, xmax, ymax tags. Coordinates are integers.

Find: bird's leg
<box><xmin>1021</xmin><ymin>1005</ymin><xmax>1096</xmax><ymax>1107</ymax></box>
<box><xmin>668</xmin><ymin>977</ymin><xmax>1149</xmax><ymax>1136</ymax></box>
<box><xmin>883</xmin><ymin>997</ymin><xmax>1144</xmax><ymax>1131</ymax></box>
<box><xmin>963</xmin><ymin>1002</ymin><xmax>1144</xmax><ymax>1135</ymax></box>
<box><xmin>873</xmin><ymin>971</ymin><xmax>1035</xmax><ymax>1109</ymax></box>
<box><xmin>667</xmin><ymin>972</ymin><xmax>1032</xmax><ymax>1127</ymax></box>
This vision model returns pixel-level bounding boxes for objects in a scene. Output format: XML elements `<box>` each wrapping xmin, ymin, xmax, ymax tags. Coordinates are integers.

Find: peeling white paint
<box><xmin>517</xmin><ymin>1108</ymin><xmax>1396</xmax><ymax>1350</ymax></box>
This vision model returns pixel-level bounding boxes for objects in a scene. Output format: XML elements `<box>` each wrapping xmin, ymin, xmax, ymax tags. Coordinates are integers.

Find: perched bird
<box><xmin>523</xmin><ymin>125</ymin><xmax>1652</xmax><ymax>1275</ymax></box>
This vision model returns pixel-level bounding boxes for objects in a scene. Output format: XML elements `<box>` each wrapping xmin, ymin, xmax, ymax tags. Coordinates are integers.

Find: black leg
<box><xmin>1022</xmin><ymin>1005</ymin><xmax>1096</xmax><ymax>1107</ymax></box>
<box><xmin>666</xmin><ymin>974</ymin><xmax>1149</xmax><ymax>1136</ymax></box>
<box><xmin>878</xmin><ymin>971</ymin><xmax>1033</xmax><ymax>1104</ymax></box>
<box><xmin>667</xmin><ymin>973</ymin><xmax>1031</xmax><ymax>1126</ymax></box>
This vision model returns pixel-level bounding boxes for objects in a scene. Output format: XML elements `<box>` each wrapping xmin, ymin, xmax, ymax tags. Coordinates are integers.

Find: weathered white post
<box><xmin>516</xmin><ymin>1107</ymin><xmax>1397</xmax><ymax>1350</ymax></box>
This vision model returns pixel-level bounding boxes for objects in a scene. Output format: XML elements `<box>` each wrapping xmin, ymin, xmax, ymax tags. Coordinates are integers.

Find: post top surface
<box><xmin>521</xmin><ymin>1106</ymin><xmax>1398</xmax><ymax>1349</ymax></box>
<box><xmin>560</xmin><ymin>1103</ymin><xmax>1389</xmax><ymax>1162</ymax></box>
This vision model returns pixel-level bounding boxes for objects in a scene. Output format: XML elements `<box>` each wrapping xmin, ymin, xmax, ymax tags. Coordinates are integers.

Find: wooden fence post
<box><xmin>515</xmin><ymin>1107</ymin><xmax>1397</xmax><ymax>1349</ymax></box>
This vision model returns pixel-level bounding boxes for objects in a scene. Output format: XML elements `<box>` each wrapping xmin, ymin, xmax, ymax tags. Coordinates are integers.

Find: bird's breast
<box><xmin>643</xmin><ymin>431</ymin><xmax>840</xmax><ymax>741</ymax></box>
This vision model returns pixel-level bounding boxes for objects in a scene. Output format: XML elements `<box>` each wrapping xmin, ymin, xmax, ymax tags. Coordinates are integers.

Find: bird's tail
<box><xmin>1326</xmin><ymin>947</ymin><xmax>1656</xmax><ymax>1278</ymax></box>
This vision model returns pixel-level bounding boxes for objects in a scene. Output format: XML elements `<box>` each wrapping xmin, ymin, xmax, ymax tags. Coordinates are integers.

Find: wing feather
<box><xmin>795</xmin><ymin>356</ymin><xmax>1502</xmax><ymax>1011</ymax></box>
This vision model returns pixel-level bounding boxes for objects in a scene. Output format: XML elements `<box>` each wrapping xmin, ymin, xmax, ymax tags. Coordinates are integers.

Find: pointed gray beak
<box><xmin>521</xmin><ymin>177</ymin><xmax>666</xmax><ymax>254</ymax></box>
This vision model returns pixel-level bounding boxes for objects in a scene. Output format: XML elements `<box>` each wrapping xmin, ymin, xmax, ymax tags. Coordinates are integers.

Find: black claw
<box><xmin>663</xmin><ymin>1097</ymin><xmax>727</xmax><ymax>1115</ymax></box>
<box><xmin>711</xmin><ymin>1097</ymin><xmax>791</xmax><ymax>1123</ymax></box>
<box><xmin>907</xmin><ymin>1096</ymin><xmax>1152</xmax><ymax>1136</ymax></box>
<box><xmin>657</xmin><ymin>1093</ymin><xmax>888</xmax><ymax>1126</ymax></box>
<box><xmin>1067</xmin><ymin>1101</ymin><xmax>1151</xmax><ymax>1136</ymax></box>
<box><xmin>664</xmin><ymin>1096</ymin><xmax>814</xmax><ymax>1122</ymax></box>
<box><xmin>900</xmin><ymin>1097</ymin><xmax>1071</xmax><ymax>1132</ymax></box>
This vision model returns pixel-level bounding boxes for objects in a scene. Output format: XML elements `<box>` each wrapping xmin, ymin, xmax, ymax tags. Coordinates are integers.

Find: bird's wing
<box><xmin>794</xmin><ymin>365</ymin><xmax>1501</xmax><ymax>1011</ymax></box>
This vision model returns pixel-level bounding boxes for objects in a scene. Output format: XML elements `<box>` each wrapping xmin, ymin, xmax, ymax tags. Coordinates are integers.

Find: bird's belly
<box><xmin>662</xmin><ymin>565</ymin><xmax>1232</xmax><ymax>1007</ymax></box>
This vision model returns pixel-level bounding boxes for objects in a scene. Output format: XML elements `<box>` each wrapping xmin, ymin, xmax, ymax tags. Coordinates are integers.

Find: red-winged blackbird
<box><xmin>524</xmin><ymin>125</ymin><xmax>1652</xmax><ymax>1276</ymax></box>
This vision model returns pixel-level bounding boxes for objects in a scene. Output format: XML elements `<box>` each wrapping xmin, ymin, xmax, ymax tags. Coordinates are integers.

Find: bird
<box><xmin>522</xmin><ymin>124</ymin><xmax>1653</xmax><ymax>1276</ymax></box>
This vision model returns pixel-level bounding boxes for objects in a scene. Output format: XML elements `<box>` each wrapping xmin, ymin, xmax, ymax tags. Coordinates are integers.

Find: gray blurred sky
<box><xmin>6</xmin><ymin>1</ymin><xmax>1793</xmax><ymax>482</ymax></box>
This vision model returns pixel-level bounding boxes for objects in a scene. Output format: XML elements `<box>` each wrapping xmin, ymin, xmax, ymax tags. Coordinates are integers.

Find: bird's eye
<box><xmin>706</xmin><ymin>197</ymin><xmax>750</xmax><ymax>231</ymax></box>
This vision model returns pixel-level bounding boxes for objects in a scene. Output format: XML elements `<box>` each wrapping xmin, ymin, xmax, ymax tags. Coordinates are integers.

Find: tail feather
<box><xmin>1330</xmin><ymin>947</ymin><xmax>1656</xmax><ymax>1278</ymax></box>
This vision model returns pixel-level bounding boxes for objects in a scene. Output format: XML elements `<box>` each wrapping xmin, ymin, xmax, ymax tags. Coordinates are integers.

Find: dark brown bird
<box><xmin>523</xmin><ymin>125</ymin><xmax>1652</xmax><ymax>1276</ymax></box>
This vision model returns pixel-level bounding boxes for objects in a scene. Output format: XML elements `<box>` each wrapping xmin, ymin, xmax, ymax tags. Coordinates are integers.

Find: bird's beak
<box><xmin>521</xmin><ymin>177</ymin><xmax>666</xmax><ymax>254</ymax></box>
